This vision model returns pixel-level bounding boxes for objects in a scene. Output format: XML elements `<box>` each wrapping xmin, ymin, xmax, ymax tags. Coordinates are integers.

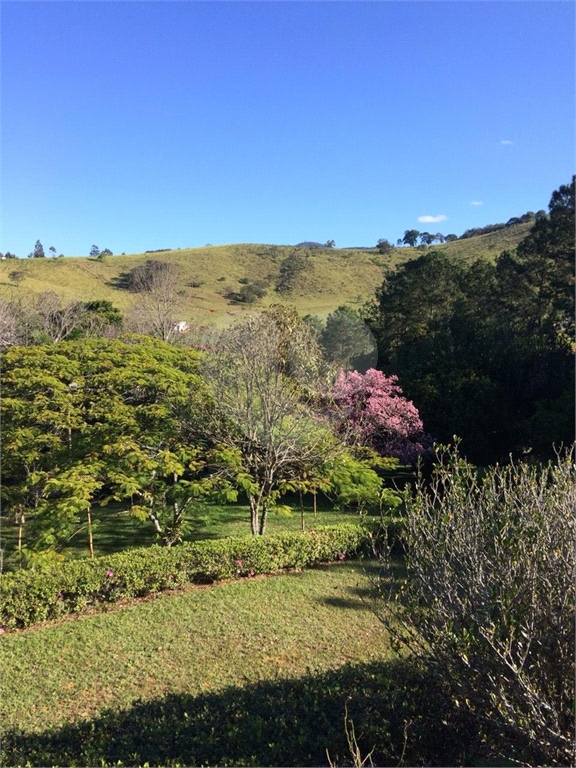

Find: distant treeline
<box><xmin>459</xmin><ymin>210</ymin><xmax>545</xmax><ymax>240</ymax></box>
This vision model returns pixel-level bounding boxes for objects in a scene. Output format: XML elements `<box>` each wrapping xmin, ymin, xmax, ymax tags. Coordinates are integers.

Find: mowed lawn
<box><xmin>1</xmin><ymin>560</ymin><xmax>391</xmax><ymax>735</ymax></box>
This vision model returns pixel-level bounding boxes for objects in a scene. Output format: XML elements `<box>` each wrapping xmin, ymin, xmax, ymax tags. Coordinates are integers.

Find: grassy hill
<box><xmin>0</xmin><ymin>222</ymin><xmax>533</xmax><ymax>327</ymax></box>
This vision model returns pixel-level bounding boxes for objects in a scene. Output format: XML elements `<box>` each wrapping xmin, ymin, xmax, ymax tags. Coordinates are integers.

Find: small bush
<box><xmin>0</xmin><ymin>524</ymin><xmax>372</xmax><ymax>630</ymax></box>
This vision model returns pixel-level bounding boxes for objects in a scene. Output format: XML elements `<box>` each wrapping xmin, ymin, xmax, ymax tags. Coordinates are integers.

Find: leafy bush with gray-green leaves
<box><xmin>1</xmin><ymin>523</ymin><xmax>370</xmax><ymax>630</ymax></box>
<box><xmin>373</xmin><ymin>445</ymin><xmax>575</xmax><ymax>766</ymax></box>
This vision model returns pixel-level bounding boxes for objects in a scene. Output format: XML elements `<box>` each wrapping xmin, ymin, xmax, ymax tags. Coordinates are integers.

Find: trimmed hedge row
<box><xmin>0</xmin><ymin>524</ymin><xmax>374</xmax><ymax>630</ymax></box>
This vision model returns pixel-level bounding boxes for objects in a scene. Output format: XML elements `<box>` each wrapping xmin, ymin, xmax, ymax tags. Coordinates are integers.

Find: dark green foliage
<box><xmin>226</xmin><ymin>280</ymin><xmax>269</xmax><ymax>304</ymax></box>
<box><xmin>33</xmin><ymin>240</ymin><xmax>45</xmax><ymax>258</ymax></box>
<box><xmin>376</xmin><ymin>238</ymin><xmax>393</xmax><ymax>254</ymax></box>
<box><xmin>0</xmin><ymin>524</ymin><xmax>370</xmax><ymax>629</ymax></box>
<box><xmin>112</xmin><ymin>260</ymin><xmax>176</xmax><ymax>292</ymax></box>
<box><xmin>81</xmin><ymin>300</ymin><xmax>123</xmax><ymax>326</ymax></box>
<box><xmin>401</xmin><ymin>230</ymin><xmax>419</xmax><ymax>247</ymax></box>
<box><xmin>0</xmin><ymin>658</ymin><xmax>483</xmax><ymax>768</ymax></box>
<box><xmin>367</xmin><ymin>179</ymin><xmax>575</xmax><ymax>463</ymax></box>
<box><xmin>320</xmin><ymin>305</ymin><xmax>376</xmax><ymax>372</ymax></box>
<box><xmin>276</xmin><ymin>251</ymin><xmax>310</xmax><ymax>292</ymax></box>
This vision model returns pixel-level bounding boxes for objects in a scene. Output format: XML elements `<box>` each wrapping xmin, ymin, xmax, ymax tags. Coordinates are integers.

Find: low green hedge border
<box><xmin>0</xmin><ymin>523</ymin><xmax>378</xmax><ymax>630</ymax></box>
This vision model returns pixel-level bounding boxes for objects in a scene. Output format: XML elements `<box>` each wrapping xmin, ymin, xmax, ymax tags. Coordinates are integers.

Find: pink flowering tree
<box><xmin>331</xmin><ymin>368</ymin><xmax>433</xmax><ymax>463</ymax></box>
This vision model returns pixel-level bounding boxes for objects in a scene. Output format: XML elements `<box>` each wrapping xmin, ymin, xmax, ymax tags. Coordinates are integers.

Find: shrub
<box><xmin>373</xmin><ymin>445</ymin><xmax>575</xmax><ymax>766</ymax></box>
<box><xmin>0</xmin><ymin>524</ymin><xmax>372</xmax><ymax>630</ymax></box>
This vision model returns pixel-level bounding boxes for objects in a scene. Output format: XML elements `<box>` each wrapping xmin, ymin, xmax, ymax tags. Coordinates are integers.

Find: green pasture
<box><xmin>0</xmin><ymin>223</ymin><xmax>531</xmax><ymax>330</ymax></box>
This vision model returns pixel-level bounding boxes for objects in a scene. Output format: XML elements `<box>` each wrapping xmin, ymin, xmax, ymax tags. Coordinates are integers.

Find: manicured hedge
<box><xmin>0</xmin><ymin>524</ymin><xmax>375</xmax><ymax>630</ymax></box>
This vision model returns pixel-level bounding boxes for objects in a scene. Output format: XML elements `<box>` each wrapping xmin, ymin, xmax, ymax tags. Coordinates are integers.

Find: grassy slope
<box><xmin>0</xmin><ymin>223</ymin><xmax>532</xmax><ymax>326</ymax></box>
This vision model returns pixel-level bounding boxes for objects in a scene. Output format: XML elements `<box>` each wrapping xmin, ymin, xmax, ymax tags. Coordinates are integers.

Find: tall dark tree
<box><xmin>90</xmin><ymin>245</ymin><xmax>100</xmax><ymax>258</ymax></box>
<box><xmin>33</xmin><ymin>240</ymin><xmax>45</xmax><ymax>258</ymax></box>
<box><xmin>367</xmin><ymin>180</ymin><xmax>575</xmax><ymax>463</ymax></box>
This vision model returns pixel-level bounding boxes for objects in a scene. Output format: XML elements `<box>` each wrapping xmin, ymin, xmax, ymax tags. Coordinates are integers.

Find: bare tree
<box><xmin>201</xmin><ymin>313</ymin><xmax>344</xmax><ymax>535</ymax></box>
<box><xmin>35</xmin><ymin>292</ymin><xmax>87</xmax><ymax>342</ymax></box>
<box><xmin>0</xmin><ymin>301</ymin><xmax>21</xmax><ymax>349</ymax></box>
<box><xmin>125</xmin><ymin>262</ymin><xmax>183</xmax><ymax>342</ymax></box>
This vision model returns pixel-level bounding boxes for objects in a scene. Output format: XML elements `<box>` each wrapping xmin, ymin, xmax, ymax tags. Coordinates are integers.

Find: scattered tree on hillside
<box><xmin>419</xmin><ymin>232</ymin><xmax>435</xmax><ymax>246</ymax></box>
<box><xmin>9</xmin><ymin>270</ymin><xmax>25</xmax><ymax>285</ymax></box>
<box><xmin>325</xmin><ymin>240</ymin><xmax>335</xmax><ymax>248</ymax></box>
<box><xmin>402</xmin><ymin>230</ymin><xmax>420</xmax><ymax>247</ymax></box>
<box><xmin>125</xmin><ymin>261</ymin><xmax>183</xmax><ymax>342</ymax></box>
<box><xmin>4</xmin><ymin>251</ymin><xmax>17</xmax><ymax>259</ymax></box>
<box><xmin>49</xmin><ymin>246</ymin><xmax>56</xmax><ymax>257</ymax></box>
<box><xmin>90</xmin><ymin>245</ymin><xmax>100</xmax><ymax>258</ymax></box>
<box><xmin>33</xmin><ymin>240</ymin><xmax>45</xmax><ymax>258</ymax></box>
<box><xmin>276</xmin><ymin>251</ymin><xmax>310</xmax><ymax>293</ymax></box>
<box><xmin>376</xmin><ymin>239</ymin><xmax>393</xmax><ymax>254</ymax></box>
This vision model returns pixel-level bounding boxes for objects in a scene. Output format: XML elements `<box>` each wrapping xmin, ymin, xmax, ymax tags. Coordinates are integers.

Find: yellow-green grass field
<box><xmin>0</xmin><ymin>223</ymin><xmax>532</xmax><ymax>328</ymax></box>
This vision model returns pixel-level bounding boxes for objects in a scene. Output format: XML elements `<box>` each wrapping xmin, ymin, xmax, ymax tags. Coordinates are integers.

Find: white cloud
<box><xmin>418</xmin><ymin>214</ymin><xmax>448</xmax><ymax>223</ymax></box>
<box><xmin>470</xmin><ymin>201</ymin><xmax>483</xmax><ymax>206</ymax></box>
<box><xmin>500</xmin><ymin>140</ymin><xmax>513</xmax><ymax>145</ymax></box>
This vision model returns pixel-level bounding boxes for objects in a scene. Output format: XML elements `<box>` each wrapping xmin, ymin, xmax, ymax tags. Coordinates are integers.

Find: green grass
<box><xmin>0</xmin><ymin>497</ymin><xmax>371</xmax><ymax>567</ymax></box>
<box><xmin>0</xmin><ymin>557</ymin><xmax>486</xmax><ymax>767</ymax></box>
<box><xmin>1</xmin><ymin>560</ymin><xmax>391</xmax><ymax>734</ymax></box>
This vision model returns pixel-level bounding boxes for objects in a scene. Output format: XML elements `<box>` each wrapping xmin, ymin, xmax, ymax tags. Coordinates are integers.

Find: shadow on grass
<box><xmin>2</xmin><ymin>659</ymin><xmax>486</xmax><ymax>768</ymax></box>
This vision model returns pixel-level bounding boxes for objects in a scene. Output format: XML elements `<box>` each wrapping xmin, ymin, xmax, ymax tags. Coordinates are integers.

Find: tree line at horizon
<box><xmin>0</xmin><ymin>205</ymin><xmax>544</xmax><ymax>261</ymax></box>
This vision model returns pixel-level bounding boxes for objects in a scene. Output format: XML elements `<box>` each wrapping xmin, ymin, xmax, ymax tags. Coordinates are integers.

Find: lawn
<box><xmin>1</xmin><ymin>558</ymin><xmax>469</xmax><ymax>768</ymax></box>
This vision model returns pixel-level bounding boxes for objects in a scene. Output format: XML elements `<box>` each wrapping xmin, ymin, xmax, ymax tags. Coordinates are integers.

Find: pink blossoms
<box><xmin>332</xmin><ymin>368</ymin><xmax>432</xmax><ymax>463</ymax></box>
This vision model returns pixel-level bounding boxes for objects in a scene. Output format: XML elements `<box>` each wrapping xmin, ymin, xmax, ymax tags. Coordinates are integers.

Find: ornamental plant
<box><xmin>331</xmin><ymin>368</ymin><xmax>432</xmax><ymax>463</ymax></box>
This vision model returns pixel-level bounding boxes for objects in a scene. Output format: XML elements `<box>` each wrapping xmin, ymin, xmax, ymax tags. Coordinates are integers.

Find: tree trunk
<box><xmin>299</xmin><ymin>488</ymin><xmax>305</xmax><ymax>532</ymax></box>
<box><xmin>258</xmin><ymin>505</ymin><xmax>268</xmax><ymax>536</ymax></box>
<box><xmin>313</xmin><ymin>488</ymin><xmax>317</xmax><ymax>516</ymax></box>
<box><xmin>249</xmin><ymin>495</ymin><xmax>260</xmax><ymax>536</ymax></box>
<box><xmin>87</xmin><ymin>506</ymin><xmax>94</xmax><ymax>559</ymax></box>
<box><xmin>18</xmin><ymin>509</ymin><xmax>25</xmax><ymax>569</ymax></box>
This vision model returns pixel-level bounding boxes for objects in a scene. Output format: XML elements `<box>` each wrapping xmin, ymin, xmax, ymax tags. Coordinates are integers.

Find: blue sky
<box><xmin>1</xmin><ymin>1</ymin><xmax>574</xmax><ymax>257</ymax></box>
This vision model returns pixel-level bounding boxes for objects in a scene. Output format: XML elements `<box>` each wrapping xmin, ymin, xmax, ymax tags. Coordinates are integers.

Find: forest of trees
<box><xmin>366</xmin><ymin>177</ymin><xmax>575</xmax><ymax>465</ymax></box>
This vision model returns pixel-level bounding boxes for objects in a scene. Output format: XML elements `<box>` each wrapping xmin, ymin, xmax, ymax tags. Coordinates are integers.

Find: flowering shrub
<box><xmin>332</xmin><ymin>368</ymin><xmax>433</xmax><ymax>462</ymax></box>
<box><xmin>0</xmin><ymin>524</ymin><xmax>374</xmax><ymax>630</ymax></box>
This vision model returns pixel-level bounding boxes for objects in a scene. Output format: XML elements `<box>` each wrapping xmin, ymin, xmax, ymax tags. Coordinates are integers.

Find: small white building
<box><xmin>173</xmin><ymin>321</ymin><xmax>190</xmax><ymax>333</ymax></box>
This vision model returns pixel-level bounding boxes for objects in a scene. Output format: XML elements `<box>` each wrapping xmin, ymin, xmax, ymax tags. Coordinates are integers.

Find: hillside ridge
<box><xmin>0</xmin><ymin>222</ymin><xmax>533</xmax><ymax>327</ymax></box>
